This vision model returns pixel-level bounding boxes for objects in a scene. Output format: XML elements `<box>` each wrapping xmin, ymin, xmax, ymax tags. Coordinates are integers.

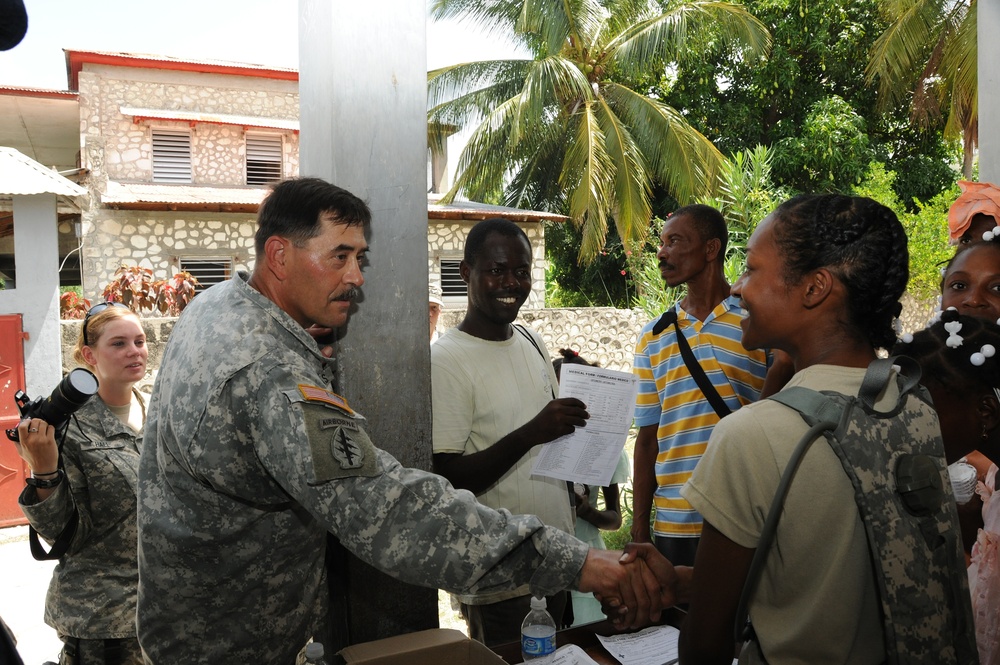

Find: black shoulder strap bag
<box><xmin>651</xmin><ymin>307</ymin><xmax>732</xmax><ymax>419</ymax></box>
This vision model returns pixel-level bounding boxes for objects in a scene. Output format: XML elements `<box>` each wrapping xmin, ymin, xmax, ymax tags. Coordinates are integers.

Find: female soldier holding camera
<box><xmin>15</xmin><ymin>303</ymin><xmax>147</xmax><ymax>665</ymax></box>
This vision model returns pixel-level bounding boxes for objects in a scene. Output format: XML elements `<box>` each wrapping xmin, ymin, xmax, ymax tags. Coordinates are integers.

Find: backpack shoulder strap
<box><xmin>734</xmin><ymin>386</ymin><xmax>844</xmax><ymax>643</ymax></box>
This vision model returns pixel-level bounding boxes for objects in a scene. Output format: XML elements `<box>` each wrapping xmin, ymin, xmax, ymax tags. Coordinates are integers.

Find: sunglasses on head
<box><xmin>82</xmin><ymin>302</ymin><xmax>130</xmax><ymax>345</ymax></box>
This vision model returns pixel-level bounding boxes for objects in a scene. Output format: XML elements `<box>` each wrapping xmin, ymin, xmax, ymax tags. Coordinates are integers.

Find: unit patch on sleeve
<box><xmin>300</xmin><ymin>403</ymin><xmax>379</xmax><ymax>483</ymax></box>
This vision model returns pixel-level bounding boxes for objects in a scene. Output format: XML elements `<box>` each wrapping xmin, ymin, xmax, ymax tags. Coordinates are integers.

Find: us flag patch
<box><xmin>298</xmin><ymin>384</ymin><xmax>354</xmax><ymax>415</ymax></box>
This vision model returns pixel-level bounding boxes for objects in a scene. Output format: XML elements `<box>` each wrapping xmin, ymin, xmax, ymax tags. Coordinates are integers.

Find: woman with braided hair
<box><xmin>661</xmin><ymin>194</ymin><xmax>971</xmax><ymax>663</ymax></box>
<box><xmin>899</xmin><ymin>313</ymin><xmax>1000</xmax><ymax>664</ymax></box>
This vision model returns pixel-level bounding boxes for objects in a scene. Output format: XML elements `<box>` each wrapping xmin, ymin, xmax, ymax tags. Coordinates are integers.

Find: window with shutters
<box><xmin>246</xmin><ymin>133</ymin><xmax>282</xmax><ymax>185</ymax></box>
<box><xmin>179</xmin><ymin>257</ymin><xmax>234</xmax><ymax>292</ymax></box>
<box><xmin>151</xmin><ymin>129</ymin><xmax>192</xmax><ymax>183</ymax></box>
<box><xmin>439</xmin><ymin>258</ymin><xmax>467</xmax><ymax>298</ymax></box>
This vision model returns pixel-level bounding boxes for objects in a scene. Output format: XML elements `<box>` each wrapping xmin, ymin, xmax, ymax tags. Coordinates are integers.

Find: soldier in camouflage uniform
<box><xmin>648</xmin><ymin>194</ymin><xmax>977</xmax><ymax>663</ymax></box>
<box><xmin>17</xmin><ymin>305</ymin><xmax>149</xmax><ymax>665</ymax></box>
<box><xmin>136</xmin><ymin>177</ymin><xmax>674</xmax><ymax>665</ymax></box>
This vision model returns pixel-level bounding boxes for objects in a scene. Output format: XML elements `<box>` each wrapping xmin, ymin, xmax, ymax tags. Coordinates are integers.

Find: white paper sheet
<box><xmin>596</xmin><ymin>625</ymin><xmax>737</xmax><ymax>665</ymax></box>
<box><xmin>530</xmin><ymin>364</ymin><xmax>638</xmax><ymax>486</ymax></box>
<box><xmin>549</xmin><ymin>643</ymin><xmax>602</xmax><ymax>665</ymax></box>
<box><xmin>597</xmin><ymin>626</ymin><xmax>680</xmax><ymax>665</ymax></box>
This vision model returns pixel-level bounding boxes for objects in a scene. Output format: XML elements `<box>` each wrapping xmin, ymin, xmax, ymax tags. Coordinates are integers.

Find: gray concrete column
<box><xmin>298</xmin><ymin>0</ymin><xmax>437</xmax><ymax>647</ymax></box>
<box><xmin>980</xmin><ymin>0</ymin><xmax>1000</xmax><ymax>182</ymax></box>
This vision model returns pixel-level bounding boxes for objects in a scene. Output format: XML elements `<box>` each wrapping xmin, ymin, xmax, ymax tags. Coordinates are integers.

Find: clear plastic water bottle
<box><xmin>304</xmin><ymin>642</ymin><xmax>328</xmax><ymax>665</ymax></box>
<box><xmin>521</xmin><ymin>596</ymin><xmax>557</xmax><ymax>663</ymax></box>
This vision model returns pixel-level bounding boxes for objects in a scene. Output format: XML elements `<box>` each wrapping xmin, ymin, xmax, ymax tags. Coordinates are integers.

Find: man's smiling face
<box><xmin>461</xmin><ymin>231</ymin><xmax>532</xmax><ymax>329</ymax></box>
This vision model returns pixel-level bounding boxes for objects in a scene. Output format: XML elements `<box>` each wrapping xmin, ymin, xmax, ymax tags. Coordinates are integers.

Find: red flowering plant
<box><xmin>59</xmin><ymin>291</ymin><xmax>91</xmax><ymax>319</ymax></box>
<box><xmin>101</xmin><ymin>265</ymin><xmax>200</xmax><ymax>316</ymax></box>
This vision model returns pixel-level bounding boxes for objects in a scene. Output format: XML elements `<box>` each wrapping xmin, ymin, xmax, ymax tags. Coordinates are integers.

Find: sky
<box><xmin>0</xmin><ymin>0</ymin><xmax>522</xmax><ymax>91</ymax></box>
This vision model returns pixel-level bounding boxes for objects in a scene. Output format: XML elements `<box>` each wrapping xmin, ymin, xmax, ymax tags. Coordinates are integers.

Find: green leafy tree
<box><xmin>866</xmin><ymin>0</ymin><xmax>977</xmax><ymax>178</ymax></box>
<box><xmin>658</xmin><ymin>0</ymin><xmax>958</xmax><ymax>207</ymax></box>
<box><xmin>852</xmin><ymin>161</ymin><xmax>956</xmax><ymax>300</ymax></box>
<box><xmin>772</xmin><ymin>95</ymin><xmax>873</xmax><ymax>192</ymax></box>
<box><xmin>428</xmin><ymin>0</ymin><xmax>771</xmax><ymax>263</ymax></box>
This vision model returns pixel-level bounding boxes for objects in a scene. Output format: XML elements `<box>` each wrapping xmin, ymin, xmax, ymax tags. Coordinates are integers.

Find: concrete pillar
<box><xmin>0</xmin><ymin>194</ymin><xmax>62</xmax><ymax>397</ymax></box>
<box><xmin>980</xmin><ymin>0</ymin><xmax>1000</xmax><ymax>182</ymax></box>
<box><xmin>298</xmin><ymin>0</ymin><xmax>437</xmax><ymax>647</ymax></box>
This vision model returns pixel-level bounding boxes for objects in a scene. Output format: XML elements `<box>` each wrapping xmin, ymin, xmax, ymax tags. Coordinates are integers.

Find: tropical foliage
<box><xmin>866</xmin><ymin>0</ymin><xmax>977</xmax><ymax>178</ymax></box>
<box><xmin>658</xmin><ymin>0</ymin><xmax>959</xmax><ymax>207</ymax></box>
<box><xmin>852</xmin><ymin>161</ymin><xmax>957</xmax><ymax>300</ymax></box>
<box><xmin>428</xmin><ymin>0</ymin><xmax>771</xmax><ymax>263</ymax></box>
<box><xmin>102</xmin><ymin>264</ymin><xmax>200</xmax><ymax>316</ymax></box>
<box><xmin>59</xmin><ymin>290</ymin><xmax>91</xmax><ymax>319</ymax></box>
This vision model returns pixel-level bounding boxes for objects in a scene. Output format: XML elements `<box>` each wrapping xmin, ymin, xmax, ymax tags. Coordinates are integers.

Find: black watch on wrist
<box><xmin>26</xmin><ymin>469</ymin><xmax>64</xmax><ymax>489</ymax></box>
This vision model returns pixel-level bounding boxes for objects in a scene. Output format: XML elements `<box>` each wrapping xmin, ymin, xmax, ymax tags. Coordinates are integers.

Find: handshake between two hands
<box><xmin>578</xmin><ymin>543</ymin><xmax>681</xmax><ymax>631</ymax></box>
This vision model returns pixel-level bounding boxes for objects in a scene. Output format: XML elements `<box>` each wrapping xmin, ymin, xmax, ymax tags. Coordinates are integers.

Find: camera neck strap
<box><xmin>27</xmin><ymin>419</ymin><xmax>79</xmax><ymax>562</ymax></box>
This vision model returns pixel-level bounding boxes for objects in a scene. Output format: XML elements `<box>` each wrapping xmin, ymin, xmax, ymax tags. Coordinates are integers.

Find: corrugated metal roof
<box><xmin>120</xmin><ymin>106</ymin><xmax>299</xmax><ymax>132</ymax></box>
<box><xmin>67</xmin><ymin>49</ymin><xmax>297</xmax><ymax>75</ymax></box>
<box><xmin>0</xmin><ymin>147</ymin><xmax>87</xmax><ymax>197</ymax></box>
<box><xmin>427</xmin><ymin>197</ymin><xmax>569</xmax><ymax>223</ymax></box>
<box><xmin>102</xmin><ymin>181</ymin><xmax>270</xmax><ymax>206</ymax></box>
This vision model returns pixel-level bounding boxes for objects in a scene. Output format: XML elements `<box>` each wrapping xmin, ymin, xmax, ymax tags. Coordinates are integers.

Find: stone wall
<box><xmin>75</xmin><ymin>65</ymin><xmax>300</xmax><ymax>299</ymax></box>
<box><xmin>60</xmin><ymin>293</ymin><xmax>940</xmax><ymax>387</ymax></box>
<box><xmin>82</xmin><ymin>211</ymin><xmax>257</xmax><ymax>296</ymax></box>
<box><xmin>77</xmin><ymin>67</ymin><xmax>300</xmax><ymax>185</ymax></box>
<box><xmin>61</xmin><ymin>307</ymin><xmax>646</xmax><ymax>387</ymax></box>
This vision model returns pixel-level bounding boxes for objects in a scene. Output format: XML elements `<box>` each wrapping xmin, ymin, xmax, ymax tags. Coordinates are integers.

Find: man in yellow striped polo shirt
<box><xmin>631</xmin><ymin>205</ymin><xmax>769</xmax><ymax>566</ymax></box>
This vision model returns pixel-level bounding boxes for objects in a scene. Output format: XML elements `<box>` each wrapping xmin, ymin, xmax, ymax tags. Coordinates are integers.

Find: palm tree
<box><xmin>866</xmin><ymin>0</ymin><xmax>977</xmax><ymax>178</ymax></box>
<box><xmin>428</xmin><ymin>0</ymin><xmax>770</xmax><ymax>263</ymax></box>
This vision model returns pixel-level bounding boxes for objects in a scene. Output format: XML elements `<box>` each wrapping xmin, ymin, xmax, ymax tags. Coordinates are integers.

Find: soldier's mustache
<box><xmin>333</xmin><ymin>287</ymin><xmax>360</xmax><ymax>302</ymax></box>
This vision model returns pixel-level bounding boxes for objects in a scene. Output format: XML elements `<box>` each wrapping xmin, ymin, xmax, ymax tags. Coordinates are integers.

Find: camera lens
<box><xmin>36</xmin><ymin>368</ymin><xmax>100</xmax><ymax>429</ymax></box>
<box><xmin>61</xmin><ymin>368</ymin><xmax>100</xmax><ymax>406</ymax></box>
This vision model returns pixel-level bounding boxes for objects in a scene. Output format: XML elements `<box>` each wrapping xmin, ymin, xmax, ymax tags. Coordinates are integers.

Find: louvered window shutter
<box><xmin>246</xmin><ymin>134</ymin><xmax>282</xmax><ymax>185</ymax></box>
<box><xmin>151</xmin><ymin>129</ymin><xmax>192</xmax><ymax>183</ymax></box>
<box><xmin>440</xmin><ymin>258</ymin><xmax>467</xmax><ymax>297</ymax></box>
<box><xmin>179</xmin><ymin>257</ymin><xmax>234</xmax><ymax>292</ymax></box>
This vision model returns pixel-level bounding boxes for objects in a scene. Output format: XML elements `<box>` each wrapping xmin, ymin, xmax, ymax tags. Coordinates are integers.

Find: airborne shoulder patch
<box><xmin>299</xmin><ymin>402</ymin><xmax>378</xmax><ymax>483</ymax></box>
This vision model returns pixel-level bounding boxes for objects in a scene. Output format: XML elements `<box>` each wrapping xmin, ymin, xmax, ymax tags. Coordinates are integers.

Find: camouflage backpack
<box><xmin>735</xmin><ymin>357</ymin><xmax>978</xmax><ymax>664</ymax></box>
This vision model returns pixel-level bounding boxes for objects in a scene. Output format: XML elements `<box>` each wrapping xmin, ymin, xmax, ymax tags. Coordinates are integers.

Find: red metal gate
<box><xmin>0</xmin><ymin>313</ymin><xmax>28</xmax><ymax>527</ymax></box>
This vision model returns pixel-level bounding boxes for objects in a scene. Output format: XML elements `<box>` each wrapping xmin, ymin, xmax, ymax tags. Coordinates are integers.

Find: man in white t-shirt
<box><xmin>431</xmin><ymin>218</ymin><xmax>589</xmax><ymax>646</ymax></box>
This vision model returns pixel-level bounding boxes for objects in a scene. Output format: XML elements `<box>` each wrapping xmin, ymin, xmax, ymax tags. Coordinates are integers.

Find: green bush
<box><xmin>853</xmin><ymin>163</ymin><xmax>956</xmax><ymax>301</ymax></box>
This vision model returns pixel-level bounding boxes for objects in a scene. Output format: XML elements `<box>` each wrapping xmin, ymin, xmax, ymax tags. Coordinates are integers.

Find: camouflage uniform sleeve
<box><xmin>19</xmin><ymin>433</ymin><xmax>91</xmax><ymax>551</ymax></box>
<box><xmin>250</xmin><ymin>371</ymin><xmax>590</xmax><ymax>598</ymax></box>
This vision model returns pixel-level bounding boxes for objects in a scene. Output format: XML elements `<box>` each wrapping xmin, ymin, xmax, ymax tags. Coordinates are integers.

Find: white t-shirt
<box><xmin>432</xmin><ymin>326</ymin><xmax>575</xmax><ymax>603</ymax></box>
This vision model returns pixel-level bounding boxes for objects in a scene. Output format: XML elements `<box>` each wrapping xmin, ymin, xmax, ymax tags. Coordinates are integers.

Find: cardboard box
<box><xmin>339</xmin><ymin>628</ymin><xmax>510</xmax><ymax>665</ymax></box>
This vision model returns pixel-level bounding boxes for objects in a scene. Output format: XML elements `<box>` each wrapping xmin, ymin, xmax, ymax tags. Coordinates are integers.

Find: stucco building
<box><xmin>1</xmin><ymin>49</ymin><xmax>565</xmax><ymax>308</ymax></box>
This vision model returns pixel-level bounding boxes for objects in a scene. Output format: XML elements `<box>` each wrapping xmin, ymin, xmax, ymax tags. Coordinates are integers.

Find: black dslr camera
<box><xmin>5</xmin><ymin>368</ymin><xmax>99</xmax><ymax>442</ymax></box>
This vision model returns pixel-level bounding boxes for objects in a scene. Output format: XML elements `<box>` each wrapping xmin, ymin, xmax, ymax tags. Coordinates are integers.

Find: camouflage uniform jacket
<box><xmin>19</xmin><ymin>394</ymin><xmax>143</xmax><ymax>639</ymax></box>
<box><xmin>136</xmin><ymin>274</ymin><xmax>589</xmax><ymax>665</ymax></box>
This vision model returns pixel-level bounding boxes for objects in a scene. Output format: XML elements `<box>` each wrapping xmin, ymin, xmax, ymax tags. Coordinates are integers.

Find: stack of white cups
<box><xmin>948</xmin><ymin>461</ymin><xmax>979</xmax><ymax>505</ymax></box>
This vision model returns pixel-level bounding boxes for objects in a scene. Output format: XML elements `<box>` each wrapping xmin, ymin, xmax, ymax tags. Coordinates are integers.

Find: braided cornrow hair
<box><xmin>771</xmin><ymin>194</ymin><xmax>909</xmax><ymax>350</ymax></box>
<box><xmin>894</xmin><ymin>314</ymin><xmax>1000</xmax><ymax>399</ymax></box>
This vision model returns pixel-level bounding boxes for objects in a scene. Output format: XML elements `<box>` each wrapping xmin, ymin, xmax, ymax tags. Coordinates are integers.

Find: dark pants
<box><xmin>57</xmin><ymin>636</ymin><xmax>143</xmax><ymax>665</ymax></box>
<box><xmin>654</xmin><ymin>535</ymin><xmax>700</xmax><ymax>567</ymax></box>
<box><xmin>460</xmin><ymin>591</ymin><xmax>570</xmax><ymax>647</ymax></box>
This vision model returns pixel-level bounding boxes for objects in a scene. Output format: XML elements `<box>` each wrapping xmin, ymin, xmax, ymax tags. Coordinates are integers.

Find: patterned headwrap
<box><xmin>948</xmin><ymin>180</ymin><xmax>1000</xmax><ymax>244</ymax></box>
